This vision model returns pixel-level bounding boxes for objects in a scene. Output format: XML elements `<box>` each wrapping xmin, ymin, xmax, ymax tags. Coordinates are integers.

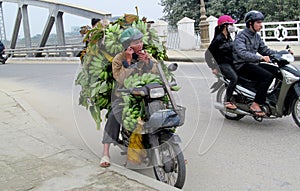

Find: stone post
<box><xmin>206</xmin><ymin>16</ymin><xmax>218</xmax><ymax>42</ymax></box>
<box><xmin>151</xmin><ymin>20</ymin><xmax>168</xmax><ymax>44</ymax></box>
<box><xmin>177</xmin><ymin>17</ymin><xmax>196</xmax><ymax>50</ymax></box>
<box><xmin>199</xmin><ymin>0</ymin><xmax>209</xmax><ymax>48</ymax></box>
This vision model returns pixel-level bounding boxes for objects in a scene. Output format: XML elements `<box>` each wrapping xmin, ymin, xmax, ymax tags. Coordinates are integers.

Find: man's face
<box><xmin>129</xmin><ymin>38</ymin><xmax>143</xmax><ymax>53</ymax></box>
<box><xmin>252</xmin><ymin>20</ymin><xmax>263</xmax><ymax>32</ymax></box>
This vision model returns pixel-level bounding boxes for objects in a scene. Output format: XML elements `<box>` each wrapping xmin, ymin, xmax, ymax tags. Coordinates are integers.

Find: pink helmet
<box><xmin>218</xmin><ymin>15</ymin><xmax>236</xmax><ymax>26</ymax></box>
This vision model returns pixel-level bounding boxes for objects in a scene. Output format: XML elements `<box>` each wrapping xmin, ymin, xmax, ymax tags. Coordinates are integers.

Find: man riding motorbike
<box><xmin>233</xmin><ymin>10</ymin><xmax>280</xmax><ymax>117</ymax></box>
<box><xmin>100</xmin><ymin>27</ymin><xmax>159</xmax><ymax>167</ymax></box>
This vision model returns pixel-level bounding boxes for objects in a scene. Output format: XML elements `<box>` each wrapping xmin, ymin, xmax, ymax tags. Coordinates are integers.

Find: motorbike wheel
<box><xmin>216</xmin><ymin>85</ymin><xmax>245</xmax><ymax>120</ymax></box>
<box><xmin>152</xmin><ymin>140</ymin><xmax>186</xmax><ymax>189</ymax></box>
<box><xmin>291</xmin><ymin>97</ymin><xmax>300</xmax><ymax>128</ymax></box>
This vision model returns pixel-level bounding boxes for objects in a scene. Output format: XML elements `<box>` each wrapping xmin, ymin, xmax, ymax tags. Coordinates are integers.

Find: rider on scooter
<box><xmin>100</xmin><ymin>27</ymin><xmax>159</xmax><ymax>167</ymax></box>
<box><xmin>233</xmin><ymin>10</ymin><xmax>280</xmax><ymax>117</ymax></box>
<box><xmin>206</xmin><ymin>15</ymin><xmax>238</xmax><ymax>110</ymax></box>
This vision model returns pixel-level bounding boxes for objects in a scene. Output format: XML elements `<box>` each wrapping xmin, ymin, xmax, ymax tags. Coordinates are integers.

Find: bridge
<box><xmin>0</xmin><ymin>0</ymin><xmax>111</xmax><ymax>57</ymax></box>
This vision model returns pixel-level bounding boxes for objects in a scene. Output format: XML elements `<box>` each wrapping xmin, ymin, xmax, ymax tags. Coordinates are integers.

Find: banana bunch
<box><xmin>122</xmin><ymin>73</ymin><xmax>163</xmax><ymax>132</ymax></box>
<box><xmin>124</xmin><ymin>73</ymin><xmax>162</xmax><ymax>89</ymax></box>
<box><xmin>104</xmin><ymin>23</ymin><xmax>124</xmax><ymax>55</ymax></box>
<box><xmin>75</xmin><ymin>13</ymin><xmax>171</xmax><ymax>131</ymax></box>
<box><xmin>127</xmin><ymin>118</ymin><xmax>147</xmax><ymax>164</ymax></box>
<box><xmin>132</xmin><ymin>20</ymin><xmax>149</xmax><ymax>44</ymax></box>
<box><xmin>76</xmin><ymin>45</ymin><xmax>114</xmax><ymax>129</ymax></box>
<box><xmin>122</xmin><ymin>94</ymin><xmax>143</xmax><ymax>132</ymax></box>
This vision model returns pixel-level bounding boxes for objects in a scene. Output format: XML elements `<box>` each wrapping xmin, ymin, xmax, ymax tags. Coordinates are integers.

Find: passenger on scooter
<box><xmin>205</xmin><ymin>15</ymin><xmax>238</xmax><ymax>110</ymax></box>
<box><xmin>100</xmin><ymin>27</ymin><xmax>159</xmax><ymax>167</ymax></box>
<box><xmin>233</xmin><ymin>10</ymin><xmax>280</xmax><ymax>117</ymax></box>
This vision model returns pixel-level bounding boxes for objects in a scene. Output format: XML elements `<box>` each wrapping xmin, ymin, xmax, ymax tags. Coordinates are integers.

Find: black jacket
<box><xmin>205</xmin><ymin>33</ymin><xmax>234</xmax><ymax>70</ymax></box>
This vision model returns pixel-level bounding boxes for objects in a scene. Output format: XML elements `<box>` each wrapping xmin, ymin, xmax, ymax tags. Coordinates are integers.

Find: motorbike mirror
<box><xmin>168</xmin><ymin>63</ymin><xmax>178</xmax><ymax>72</ymax></box>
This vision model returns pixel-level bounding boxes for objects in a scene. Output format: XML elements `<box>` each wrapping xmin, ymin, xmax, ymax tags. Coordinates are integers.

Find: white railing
<box><xmin>166</xmin><ymin>20</ymin><xmax>300</xmax><ymax>50</ymax></box>
<box><xmin>235</xmin><ymin>21</ymin><xmax>300</xmax><ymax>44</ymax></box>
<box><xmin>4</xmin><ymin>44</ymin><xmax>85</xmax><ymax>57</ymax></box>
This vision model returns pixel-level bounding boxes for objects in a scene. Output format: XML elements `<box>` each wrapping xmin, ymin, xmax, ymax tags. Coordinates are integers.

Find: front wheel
<box><xmin>216</xmin><ymin>85</ymin><xmax>245</xmax><ymax>120</ymax></box>
<box><xmin>291</xmin><ymin>97</ymin><xmax>300</xmax><ymax>128</ymax></box>
<box><xmin>152</xmin><ymin>139</ymin><xmax>186</xmax><ymax>189</ymax></box>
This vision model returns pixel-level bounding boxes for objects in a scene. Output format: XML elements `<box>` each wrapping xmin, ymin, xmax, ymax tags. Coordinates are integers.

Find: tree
<box><xmin>160</xmin><ymin>0</ymin><xmax>300</xmax><ymax>27</ymax></box>
<box><xmin>206</xmin><ymin>0</ymin><xmax>300</xmax><ymax>23</ymax></box>
<box><xmin>160</xmin><ymin>0</ymin><xmax>201</xmax><ymax>28</ymax></box>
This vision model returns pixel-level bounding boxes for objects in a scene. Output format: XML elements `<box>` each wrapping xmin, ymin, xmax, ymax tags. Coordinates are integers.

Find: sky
<box><xmin>2</xmin><ymin>0</ymin><xmax>165</xmax><ymax>39</ymax></box>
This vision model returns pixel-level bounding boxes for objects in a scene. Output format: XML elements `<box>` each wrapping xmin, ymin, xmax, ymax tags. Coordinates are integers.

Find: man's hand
<box><xmin>212</xmin><ymin>68</ymin><xmax>218</xmax><ymax>75</ymax></box>
<box><xmin>261</xmin><ymin>56</ymin><xmax>271</xmax><ymax>63</ymax></box>
<box><xmin>125</xmin><ymin>47</ymin><xmax>134</xmax><ymax>64</ymax></box>
<box><xmin>137</xmin><ymin>50</ymin><xmax>149</xmax><ymax>64</ymax></box>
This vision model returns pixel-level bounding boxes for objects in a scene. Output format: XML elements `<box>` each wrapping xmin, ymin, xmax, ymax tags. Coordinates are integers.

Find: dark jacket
<box><xmin>205</xmin><ymin>33</ymin><xmax>234</xmax><ymax>70</ymax></box>
<box><xmin>0</xmin><ymin>41</ymin><xmax>4</xmax><ymax>52</ymax></box>
<box><xmin>233</xmin><ymin>27</ymin><xmax>277</xmax><ymax>70</ymax></box>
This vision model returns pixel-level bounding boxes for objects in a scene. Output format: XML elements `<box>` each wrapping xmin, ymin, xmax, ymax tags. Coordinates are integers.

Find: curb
<box><xmin>0</xmin><ymin>88</ymin><xmax>182</xmax><ymax>191</ymax></box>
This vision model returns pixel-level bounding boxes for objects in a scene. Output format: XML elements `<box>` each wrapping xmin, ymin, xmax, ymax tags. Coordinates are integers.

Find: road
<box><xmin>1</xmin><ymin>61</ymin><xmax>300</xmax><ymax>191</ymax></box>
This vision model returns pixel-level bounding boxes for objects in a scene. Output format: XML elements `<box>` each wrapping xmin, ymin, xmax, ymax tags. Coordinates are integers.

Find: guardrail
<box><xmin>235</xmin><ymin>21</ymin><xmax>300</xmax><ymax>44</ymax></box>
<box><xmin>4</xmin><ymin>44</ymin><xmax>85</xmax><ymax>57</ymax></box>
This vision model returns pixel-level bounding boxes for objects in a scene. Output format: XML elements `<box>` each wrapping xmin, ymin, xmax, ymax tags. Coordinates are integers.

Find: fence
<box><xmin>235</xmin><ymin>21</ymin><xmax>300</xmax><ymax>44</ymax></box>
<box><xmin>4</xmin><ymin>20</ymin><xmax>300</xmax><ymax>55</ymax></box>
<box><xmin>4</xmin><ymin>44</ymin><xmax>84</xmax><ymax>57</ymax></box>
<box><xmin>166</xmin><ymin>20</ymin><xmax>300</xmax><ymax>50</ymax></box>
<box><xmin>165</xmin><ymin>29</ymin><xmax>201</xmax><ymax>50</ymax></box>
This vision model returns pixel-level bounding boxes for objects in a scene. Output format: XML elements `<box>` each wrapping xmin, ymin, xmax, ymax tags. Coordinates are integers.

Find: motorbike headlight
<box><xmin>149</xmin><ymin>87</ymin><xmax>165</xmax><ymax>98</ymax></box>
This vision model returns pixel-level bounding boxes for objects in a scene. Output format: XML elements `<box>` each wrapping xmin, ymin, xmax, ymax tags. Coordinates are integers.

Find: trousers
<box><xmin>236</xmin><ymin>63</ymin><xmax>279</xmax><ymax>104</ymax></box>
<box><xmin>219</xmin><ymin>63</ymin><xmax>238</xmax><ymax>102</ymax></box>
<box><xmin>102</xmin><ymin>98</ymin><xmax>123</xmax><ymax>144</ymax></box>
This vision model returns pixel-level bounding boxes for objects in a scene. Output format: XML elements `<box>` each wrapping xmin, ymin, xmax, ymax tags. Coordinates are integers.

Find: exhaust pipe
<box><xmin>214</xmin><ymin>102</ymin><xmax>250</xmax><ymax>115</ymax></box>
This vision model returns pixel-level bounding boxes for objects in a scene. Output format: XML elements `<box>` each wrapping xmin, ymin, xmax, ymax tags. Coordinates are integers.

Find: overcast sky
<box><xmin>2</xmin><ymin>0</ymin><xmax>164</xmax><ymax>39</ymax></box>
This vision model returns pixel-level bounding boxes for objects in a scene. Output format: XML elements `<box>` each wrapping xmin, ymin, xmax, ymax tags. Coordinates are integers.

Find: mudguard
<box><xmin>293</xmin><ymin>83</ymin><xmax>300</xmax><ymax>97</ymax></box>
<box><xmin>160</xmin><ymin>132</ymin><xmax>182</xmax><ymax>144</ymax></box>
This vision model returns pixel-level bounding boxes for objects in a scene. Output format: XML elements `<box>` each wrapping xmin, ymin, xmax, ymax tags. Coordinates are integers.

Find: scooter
<box><xmin>0</xmin><ymin>50</ymin><xmax>7</xmax><ymax>64</ymax></box>
<box><xmin>211</xmin><ymin>47</ymin><xmax>300</xmax><ymax>127</ymax></box>
<box><xmin>117</xmin><ymin>63</ymin><xmax>186</xmax><ymax>188</ymax></box>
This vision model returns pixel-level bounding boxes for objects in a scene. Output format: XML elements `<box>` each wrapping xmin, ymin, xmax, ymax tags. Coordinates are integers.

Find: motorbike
<box><xmin>117</xmin><ymin>62</ymin><xmax>186</xmax><ymax>189</ymax></box>
<box><xmin>211</xmin><ymin>47</ymin><xmax>300</xmax><ymax>127</ymax></box>
<box><xmin>0</xmin><ymin>50</ymin><xmax>7</xmax><ymax>64</ymax></box>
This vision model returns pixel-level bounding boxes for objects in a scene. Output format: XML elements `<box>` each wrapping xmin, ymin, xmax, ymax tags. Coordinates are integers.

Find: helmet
<box><xmin>217</xmin><ymin>15</ymin><xmax>236</xmax><ymax>26</ymax></box>
<box><xmin>244</xmin><ymin>10</ymin><xmax>264</xmax><ymax>26</ymax></box>
<box><xmin>120</xmin><ymin>28</ymin><xmax>144</xmax><ymax>48</ymax></box>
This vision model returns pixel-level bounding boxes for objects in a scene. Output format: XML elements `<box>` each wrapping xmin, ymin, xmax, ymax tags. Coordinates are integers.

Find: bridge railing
<box><xmin>4</xmin><ymin>44</ymin><xmax>85</xmax><ymax>57</ymax></box>
<box><xmin>235</xmin><ymin>21</ymin><xmax>300</xmax><ymax>44</ymax></box>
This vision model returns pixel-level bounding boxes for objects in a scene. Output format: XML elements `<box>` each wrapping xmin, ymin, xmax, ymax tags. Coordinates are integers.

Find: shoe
<box><xmin>99</xmin><ymin>155</ymin><xmax>110</xmax><ymax>167</ymax></box>
<box><xmin>224</xmin><ymin>102</ymin><xmax>237</xmax><ymax>110</ymax></box>
<box><xmin>250</xmin><ymin>108</ymin><xmax>266</xmax><ymax>117</ymax></box>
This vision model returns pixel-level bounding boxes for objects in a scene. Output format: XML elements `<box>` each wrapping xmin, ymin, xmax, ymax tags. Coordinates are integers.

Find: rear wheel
<box><xmin>291</xmin><ymin>97</ymin><xmax>300</xmax><ymax>128</ymax></box>
<box><xmin>216</xmin><ymin>85</ymin><xmax>245</xmax><ymax>120</ymax></box>
<box><xmin>152</xmin><ymin>139</ymin><xmax>186</xmax><ymax>189</ymax></box>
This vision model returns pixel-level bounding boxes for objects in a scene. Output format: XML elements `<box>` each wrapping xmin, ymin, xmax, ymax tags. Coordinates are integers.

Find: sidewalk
<box><xmin>0</xmin><ymin>89</ymin><xmax>181</xmax><ymax>191</ymax></box>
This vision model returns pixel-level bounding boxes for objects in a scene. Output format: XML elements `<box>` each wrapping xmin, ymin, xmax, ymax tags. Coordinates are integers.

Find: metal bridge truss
<box><xmin>0</xmin><ymin>0</ymin><xmax>111</xmax><ymax>57</ymax></box>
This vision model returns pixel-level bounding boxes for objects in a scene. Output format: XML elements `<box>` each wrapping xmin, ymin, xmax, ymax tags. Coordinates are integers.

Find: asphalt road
<box><xmin>1</xmin><ymin>61</ymin><xmax>300</xmax><ymax>191</ymax></box>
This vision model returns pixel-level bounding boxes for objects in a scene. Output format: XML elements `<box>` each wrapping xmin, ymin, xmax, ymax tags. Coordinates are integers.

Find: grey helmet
<box><xmin>245</xmin><ymin>10</ymin><xmax>264</xmax><ymax>27</ymax></box>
